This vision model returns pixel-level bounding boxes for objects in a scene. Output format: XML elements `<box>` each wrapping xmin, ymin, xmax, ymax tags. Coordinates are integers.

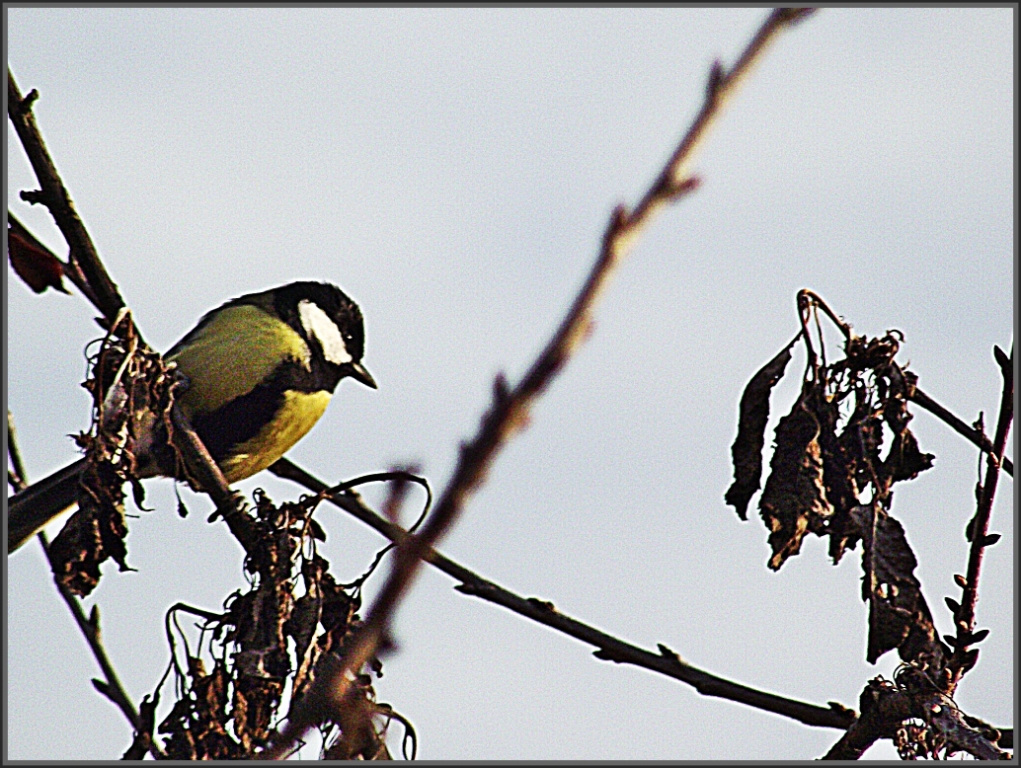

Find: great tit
<box><xmin>8</xmin><ymin>281</ymin><xmax>376</xmax><ymax>552</ymax></box>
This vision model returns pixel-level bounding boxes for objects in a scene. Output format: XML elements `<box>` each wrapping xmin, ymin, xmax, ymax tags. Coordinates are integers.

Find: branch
<box><xmin>630</xmin><ymin>7</ymin><xmax>815</xmax><ymax>234</ymax></box>
<box><xmin>257</xmin><ymin>8</ymin><xmax>818</xmax><ymax>758</ymax></box>
<box><xmin>271</xmin><ymin>458</ymin><xmax>856</xmax><ymax>733</ymax></box>
<box><xmin>8</xmin><ymin>70</ymin><xmax>123</xmax><ymax>319</ymax></box>
<box><xmin>822</xmin><ymin>675</ymin><xmax>1009</xmax><ymax>760</ymax></box>
<box><xmin>909</xmin><ymin>385</ymin><xmax>1013</xmax><ymax>477</ymax></box>
<box><xmin>822</xmin><ymin>685</ymin><xmax>913</xmax><ymax>760</ymax></box>
<box><xmin>8</xmin><ymin>69</ymin><xmax>250</xmax><ymax>557</ymax></box>
<box><xmin>170</xmin><ymin>407</ymin><xmax>259</xmax><ymax>555</ymax></box>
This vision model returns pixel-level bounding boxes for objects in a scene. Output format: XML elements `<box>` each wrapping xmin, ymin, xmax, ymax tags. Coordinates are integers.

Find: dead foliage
<box><xmin>726</xmin><ymin>290</ymin><xmax>942</xmax><ymax>671</ymax></box>
<box><xmin>149</xmin><ymin>490</ymin><xmax>408</xmax><ymax>759</ymax></box>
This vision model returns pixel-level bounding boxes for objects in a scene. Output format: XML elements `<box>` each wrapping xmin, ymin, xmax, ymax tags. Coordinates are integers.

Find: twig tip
<box><xmin>18</xmin><ymin>88</ymin><xmax>40</xmax><ymax>114</ymax></box>
<box><xmin>992</xmin><ymin>344</ymin><xmax>1011</xmax><ymax>377</ymax></box>
<box><xmin>706</xmin><ymin>60</ymin><xmax>727</xmax><ymax>101</ymax></box>
<box><xmin>776</xmin><ymin>8</ymin><xmax>817</xmax><ymax>26</ymax></box>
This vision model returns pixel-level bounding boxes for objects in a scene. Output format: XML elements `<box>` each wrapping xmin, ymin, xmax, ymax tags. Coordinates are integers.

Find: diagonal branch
<box><xmin>8</xmin><ymin>69</ymin><xmax>252</xmax><ymax>555</ymax></box>
<box><xmin>258</xmin><ymin>9</ymin><xmax>819</xmax><ymax>759</ymax></box>
<box><xmin>909</xmin><ymin>385</ymin><xmax>1013</xmax><ymax>477</ymax></box>
<box><xmin>8</xmin><ymin>69</ymin><xmax>124</xmax><ymax>319</ymax></box>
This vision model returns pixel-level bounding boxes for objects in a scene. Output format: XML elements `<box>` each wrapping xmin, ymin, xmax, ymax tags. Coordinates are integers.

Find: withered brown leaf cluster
<box><xmin>725</xmin><ymin>295</ymin><xmax>945</xmax><ymax>673</ymax></box>
<box><xmin>153</xmin><ymin>490</ymin><xmax>398</xmax><ymax>759</ymax></box>
<box><xmin>51</xmin><ymin>316</ymin><xmax>181</xmax><ymax>596</ymax></box>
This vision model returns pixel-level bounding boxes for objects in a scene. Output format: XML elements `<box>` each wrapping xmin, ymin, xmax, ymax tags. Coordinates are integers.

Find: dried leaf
<box><xmin>969</xmin><ymin>628</ymin><xmax>990</xmax><ymax>645</ymax></box>
<box><xmin>725</xmin><ymin>336</ymin><xmax>798</xmax><ymax>520</ymax></box>
<box><xmin>880</xmin><ymin>379</ymin><xmax>934</xmax><ymax>485</ymax></box>
<box><xmin>839</xmin><ymin>405</ymin><xmax>884</xmax><ymax>492</ymax></box>
<box><xmin>286</xmin><ymin>591</ymin><xmax>322</xmax><ymax>699</ymax></box>
<box><xmin>159</xmin><ymin>658</ymin><xmax>244</xmax><ymax>760</ymax></box>
<box><xmin>812</xmin><ymin>389</ymin><xmax>860</xmax><ymax>563</ymax></box>
<box><xmin>7</xmin><ymin>224</ymin><xmax>69</xmax><ymax>294</ymax></box>
<box><xmin>48</xmin><ymin>459</ymin><xmax>130</xmax><ymax>597</ymax></box>
<box><xmin>855</xmin><ymin>504</ymin><xmax>948</xmax><ymax>669</ymax></box>
<box><xmin>759</xmin><ymin>382</ymin><xmax>834</xmax><ymax>570</ymax></box>
<box><xmin>882</xmin><ymin>427</ymin><xmax>935</xmax><ymax>483</ymax></box>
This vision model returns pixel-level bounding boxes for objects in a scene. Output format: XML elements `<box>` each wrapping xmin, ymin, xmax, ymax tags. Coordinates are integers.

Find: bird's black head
<box><xmin>273</xmin><ymin>281</ymin><xmax>377</xmax><ymax>391</ymax></box>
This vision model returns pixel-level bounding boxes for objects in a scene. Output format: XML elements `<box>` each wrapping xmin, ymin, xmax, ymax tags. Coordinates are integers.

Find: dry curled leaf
<box><xmin>725</xmin><ymin>335</ymin><xmax>798</xmax><ymax>520</ymax></box>
<box><xmin>758</xmin><ymin>381</ymin><xmax>833</xmax><ymax>570</ymax></box>
<box><xmin>7</xmin><ymin>223</ymin><xmax>69</xmax><ymax>294</ymax></box>
<box><xmin>159</xmin><ymin>660</ymin><xmax>244</xmax><ymax>760</ymax></box>
<box><xmin>854</xmin><ymin>503</ymin><xmax>948</xmax><ymax>669</ymax></box>
<box><xmin>47</xmin><ymin>322</ymin><xmax>175</xmax><ymax>595</ymax></box>
<box><xmin>48</xmin><ymin>458</ymin><xmax>131</xmax><ymax>596</ymax></box>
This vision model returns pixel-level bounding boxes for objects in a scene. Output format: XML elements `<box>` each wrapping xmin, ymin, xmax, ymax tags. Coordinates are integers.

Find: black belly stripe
<box><xmin>189</xmin><ymin>357</ymin><xmax>340</xmax><ymax>462</ymax></box>
<box><xmin>192</xmin><ymin>384</ymin><xmax>287</xmax><ymax>462</ymax></box>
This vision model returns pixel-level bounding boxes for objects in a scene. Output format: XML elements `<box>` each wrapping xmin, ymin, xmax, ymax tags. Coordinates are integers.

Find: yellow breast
<box><xmin>216</xmin><ymin>390</ymin><xmax>332</xmax><ymax>482</ymax></box>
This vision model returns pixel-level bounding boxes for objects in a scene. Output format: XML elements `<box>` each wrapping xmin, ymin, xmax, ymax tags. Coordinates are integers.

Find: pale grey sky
<box><xmin>6</xmin><ymin>7</ymin><xmax>1013</xmax><ymax>761</ymax></box>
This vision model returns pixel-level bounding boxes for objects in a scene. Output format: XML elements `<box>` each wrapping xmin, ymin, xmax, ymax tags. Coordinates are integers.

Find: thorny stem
<box><xmin>259</xmin><ymin>9</ymin><xmax>820</xmax><ymax>759</ymax></box>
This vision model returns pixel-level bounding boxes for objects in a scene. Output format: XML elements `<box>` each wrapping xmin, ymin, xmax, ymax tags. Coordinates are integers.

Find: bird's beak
<box><xmin>348</xmin><ymin>362</ymin><xmax>378</xmax><ymax>389</ymax></box>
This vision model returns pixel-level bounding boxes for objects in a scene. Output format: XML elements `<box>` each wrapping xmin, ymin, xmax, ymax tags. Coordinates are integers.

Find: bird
<box><xmin>8</xmin><ymin>280</ymin><xmax>377</xmax><ymax>553</ymax></box>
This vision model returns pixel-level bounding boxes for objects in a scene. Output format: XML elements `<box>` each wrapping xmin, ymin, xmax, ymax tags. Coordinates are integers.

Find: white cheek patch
<box><xmin>298</xmin><ymin>299</ymin><xmax>353</xmax><ymax>365</ymax></box>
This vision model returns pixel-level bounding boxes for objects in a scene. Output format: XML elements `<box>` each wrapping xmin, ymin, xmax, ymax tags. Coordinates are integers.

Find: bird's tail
<box><xmin>8</xmin><ymin>457</ymin><xmax>88</xmax><ymax>553</ymax></box>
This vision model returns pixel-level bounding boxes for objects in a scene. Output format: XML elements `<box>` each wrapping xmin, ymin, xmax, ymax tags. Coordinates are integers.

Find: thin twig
<box><xmin>8</xmin><ymin>412</ymin><xmax>164</xmax><ymax>759</ymax></box>
<box><xmin>38</xmin><ymin>545</ymin><xmax>164</xmax><ymax>758</ymax></box>
<box><xmin>629</xmin><ymin>8</ymin><xmax>816</xmax><ymax>243</ymax></box>
<box><xmin>170</xmin><ymin>407</ymin><xmax>258</xmax><ymax>555</ymax></box>
<box><xmin>8</xmin><ymin>70</ymin><xmax>123</xmax><ymax>318</ymax></box>
<box><xmin>270</xmin><ymin>456</ymin><xmax>856</xmax><ymax>737</ymax></box>
<box><xmin>258</xmin><ymin>9</ymin><xmax>818</xmax><ymax>758</ymax></box>
<box><xmin>7</xmin><ymin>410</ymin><xmax>30</xmax><ymax>489</ymax></box>
<box><xmin>908</xmin><ymin>385</ymin><xmax>1013</xmax><ymax>477</ymax></box>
